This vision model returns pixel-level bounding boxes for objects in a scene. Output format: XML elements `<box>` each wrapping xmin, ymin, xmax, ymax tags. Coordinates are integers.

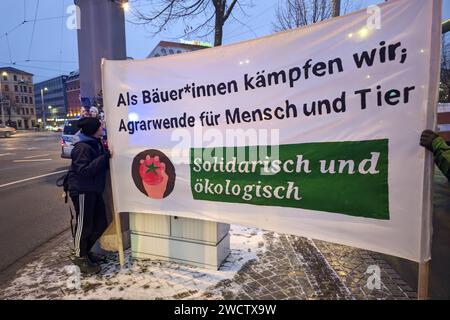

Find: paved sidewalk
<box><xmin>0</xmin><ymin>225</ymin><xmax>415</xmax><ymax>300</ymax></box>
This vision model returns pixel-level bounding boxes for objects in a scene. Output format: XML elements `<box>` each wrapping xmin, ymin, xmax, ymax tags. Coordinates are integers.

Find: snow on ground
<box><xmin>0</xmin><ymin>225</ymin><xmax>267</xmax><ymax>300</ymax></box>
<box><xmin>0</xmin><ymin>223</ymin><xmax>416</xmax><ymax>300</ymax></box>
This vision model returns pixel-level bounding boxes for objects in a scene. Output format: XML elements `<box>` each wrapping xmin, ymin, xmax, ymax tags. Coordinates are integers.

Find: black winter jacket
<box><xmin>68</xmin><ymin>135</ymin><xmax>109</xmax><ymax>195</ymax></box>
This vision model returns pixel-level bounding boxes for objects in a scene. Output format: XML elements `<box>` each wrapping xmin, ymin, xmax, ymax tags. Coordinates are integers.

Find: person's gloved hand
<box><xmin>420</xmin><ymin>129</ymin><xmax>439</xmax><ymax>151</ymax></box>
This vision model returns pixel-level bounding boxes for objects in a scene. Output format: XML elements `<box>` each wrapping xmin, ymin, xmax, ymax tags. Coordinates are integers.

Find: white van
<box><xmin>60</xmin><ymin>119</ymin><xmax>80</xmax><ymax>159</ymax></box>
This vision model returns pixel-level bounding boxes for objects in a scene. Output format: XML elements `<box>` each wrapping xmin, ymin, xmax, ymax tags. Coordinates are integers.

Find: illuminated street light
<box><xmin>41</xmin><ymin>87</ymin><xmax>49</xmax><ymax>128</ymax></box>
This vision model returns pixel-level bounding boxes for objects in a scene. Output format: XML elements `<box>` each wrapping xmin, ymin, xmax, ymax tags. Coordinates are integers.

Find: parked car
<box><xmin>0</xmin><ymin>125</ymin><xmax>17</xmax><ymax>138</ymax></box>
<box><xmin>5</xmin><ymin>121</ymin><xmax>17</xmax><ymax>129</ymax></box>
<box><xmin>60</xmin><ymin>119</ymin><xmax>80</xmax><ymax>159</ymax></box>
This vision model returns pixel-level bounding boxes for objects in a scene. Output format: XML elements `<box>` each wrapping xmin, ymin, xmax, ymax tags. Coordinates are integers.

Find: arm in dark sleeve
<box><xmin>432</xmin><ymin>137</ymin><xmax>450</xmax><ymax>180</ymax></box>
<box><xmin>71</xmin><ymin>144</ymin><xmax>109</xmax><ymax>178</ymax></box>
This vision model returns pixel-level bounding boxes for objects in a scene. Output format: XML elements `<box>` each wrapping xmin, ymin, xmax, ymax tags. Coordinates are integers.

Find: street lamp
<box><xmin>111</xmin><ymin>0</ymin><xmax>129</xmax><ymax>11</ymax></box>
<box><xmin>40</xmin><ymin>87</ymin><xmax>48</xmax><ymax>129</ymax></box>
<box><xmin>48</xmin><ymin>106</ymin><xmax>56</xmax><ymax>126</ymax></box>
<box><xmin>0</xmin><ymin>71</ymin><xmax>7</xmax><ymax>126</ymax></box>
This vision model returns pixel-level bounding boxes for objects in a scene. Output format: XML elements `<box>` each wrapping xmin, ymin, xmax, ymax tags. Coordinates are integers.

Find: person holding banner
<box><xmin>68</xmin><ymin>117</ymin><xmax>111</xmax><ymax>274</ymax></box>
<box><xmin>420</xmin><ymin>130</ymin><xmax>450</xmax><ymax>180</ymax></box>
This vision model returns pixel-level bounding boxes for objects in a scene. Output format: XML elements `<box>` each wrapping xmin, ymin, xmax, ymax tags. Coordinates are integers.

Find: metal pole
<box><xmin>0</xmin><ymin>77</ymin><xmax>5</xmax><ymax>126</ymax></box>
<box><xmin>41</xmin><ymin>88</ymin><xmax>46</xmax><ymax>129</ymax></box>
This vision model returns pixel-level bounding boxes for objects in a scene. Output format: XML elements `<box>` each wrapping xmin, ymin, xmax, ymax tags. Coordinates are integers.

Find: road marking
<box><xmin>13</xmin><ymin>159</ymin><xmax>52</xmax><ymax>163</ymax></box>
<box><xmin>27</xmin><ymin>147</ymin><xmax>38</xmax><ymax>150</ymax></box>
<box><xmin>23</xmin><ymin>154</ymin><xmax>50</xmax><ymax>159</ymax></box>
<box><xmin>33</xmin><ymin>138</ymin><xmax>52</xmax><ymax>141</ymax></box>
<box><xmin>0</xmin><ymin>169</ymin><xmax>68</xmax><ymax>189</ymax></box>
<box><xmin>0</xmin><ymin>153</ymin><xmax>15</xmax><ymax>157</ymax></box>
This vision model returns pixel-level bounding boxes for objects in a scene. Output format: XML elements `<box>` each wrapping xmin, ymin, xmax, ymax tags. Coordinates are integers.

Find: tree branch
<box><xmin>224</xmin><ymin>0</ymin><xmax>238</xmax><ymax>22</ymax></box>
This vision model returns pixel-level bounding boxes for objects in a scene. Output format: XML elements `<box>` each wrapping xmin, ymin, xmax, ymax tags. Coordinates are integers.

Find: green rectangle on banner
<box><xmin>190</xmin><ymin>139</ymin><xmax>389</xmax><ymax>220</ymax></box>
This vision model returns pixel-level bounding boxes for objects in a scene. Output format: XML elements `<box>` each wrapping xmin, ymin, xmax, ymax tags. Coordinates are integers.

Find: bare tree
<box><xmin>130</xmin><ymin>0</ymin><xmax>252</xmax><ymax>47</ymax></box>
<box><xmin>273</xmin><ymin>0</ymin><xmax>353</xmax><ymax>32</ymax></box>
<box><xmin>273</xmin><ymin>0</ymin><xmax>331</xmax><ymax>31</ymax></box>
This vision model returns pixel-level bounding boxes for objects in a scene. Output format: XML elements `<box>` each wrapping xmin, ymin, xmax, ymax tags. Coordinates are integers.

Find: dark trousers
<box><xmin>71</xmin><ymin>193</ymin><xmax>107</xmax><ymax>257</ymax></box>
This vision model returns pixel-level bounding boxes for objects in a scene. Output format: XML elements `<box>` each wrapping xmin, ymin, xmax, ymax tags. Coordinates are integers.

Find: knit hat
<box><xmin>77</xmin><ymin>117</ymin><xmax>101</xmax><ymax>136</ymax></box>
<box><xmin>89</xmin><ymin>106</ymin><xmax>99</xmax><ymax>114</ymax></box>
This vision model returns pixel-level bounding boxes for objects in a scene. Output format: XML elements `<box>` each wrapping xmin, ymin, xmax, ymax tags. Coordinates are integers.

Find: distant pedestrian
<box><xmin>80</xmin><ymin>106</ymin><xmax>90</xmax><ymax>118</ymax></box>
<box><xmin>67</xmin><ymin>117</ymin><xmax>111</xmax><ymax>274</ymax></box>
<box><xmin>90</xmin><ymin>106</ymin><xmax>99</xmax><ymax>119</ymax></box>
<box><xmin>420</xmin><ymin>129</ymin><xmax>450</xmax><ymax>180</ymax></box>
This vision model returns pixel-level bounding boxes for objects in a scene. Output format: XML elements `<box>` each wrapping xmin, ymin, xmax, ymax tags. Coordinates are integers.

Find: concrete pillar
<box><xmin>75</xmin><ymin>0</ymin><xmax>127</xmax><ymax>105</ymax></box>
<box><xmin>75</xmin><ymin>0</ymin><xmax>130</xmax><ymax>250</ymax></box>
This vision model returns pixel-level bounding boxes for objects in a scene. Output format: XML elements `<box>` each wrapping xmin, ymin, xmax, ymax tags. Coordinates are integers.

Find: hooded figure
<box><xmin>67</xmin><ymin>117</ymin><xmax>110</xmax><ymax>274</ymax></box>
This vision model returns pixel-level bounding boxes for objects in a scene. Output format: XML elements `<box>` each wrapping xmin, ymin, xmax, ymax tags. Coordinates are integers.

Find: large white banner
<box><xmin>103</xmin><ymin>0</ymin><xmax>441</xmax><ymax>262</ymax></box>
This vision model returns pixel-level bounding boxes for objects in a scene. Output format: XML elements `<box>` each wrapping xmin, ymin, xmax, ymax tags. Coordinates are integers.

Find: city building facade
<box><xmin>34</xmin><ymin>75</ymin><xmax>68</xmax><ymax>127</ymax></box>
<box><xmin>0</xmin><ymin>67</ymin><xmax>37</xmax><ymax>129</ymax></box>
<box><xmin>66</xmin><ymin>70</ymin><xmax>81</xmax><ymax>118</ymax></box>
<box><xmin>147</xmin><ymin>40</ymin><xmax>211</xmax><ymax>58</ymax></box>
<box><xmin>438</xmin><ymin>103</ymin><xmax>450</xmax><ymax>142</ymax></box>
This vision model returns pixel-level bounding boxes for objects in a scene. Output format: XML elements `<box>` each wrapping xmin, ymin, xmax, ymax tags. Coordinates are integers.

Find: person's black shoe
<box><xmin>87</xmin><ymin>252</ymin><xmax>103</xmax><ymax>264</ymax></box>
<box><xmin>73</xmin><ymin>256</ymin><xmax>101</xmax><ymax>275</ymax></box>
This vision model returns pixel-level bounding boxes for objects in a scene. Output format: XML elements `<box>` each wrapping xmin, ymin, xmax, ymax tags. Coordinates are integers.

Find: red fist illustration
<box><xmin>139</xmin><ymin>155</ymin><xmax>168</xmax><ymax>199</ymax></box>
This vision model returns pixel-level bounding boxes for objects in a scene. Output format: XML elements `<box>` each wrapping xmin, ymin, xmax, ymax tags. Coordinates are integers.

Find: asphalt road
<box><xmin>0</xmin><ymin>131</ymin><xmax>71</xmax><ymax>272</ymax></box>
